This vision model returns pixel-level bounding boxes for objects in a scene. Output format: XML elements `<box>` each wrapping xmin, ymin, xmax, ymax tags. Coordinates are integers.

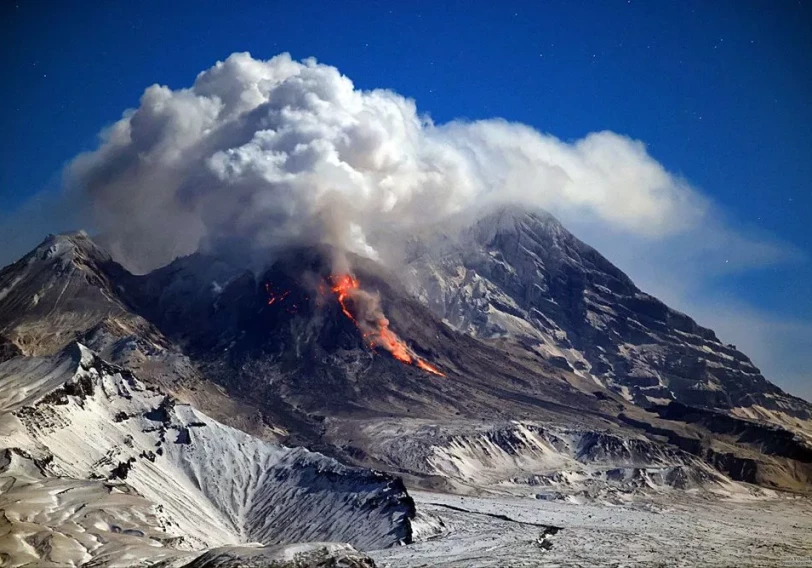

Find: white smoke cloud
<box><xmin>66</xmin><ymin>52</ymin><xmax>710</xmax><ymax>272</ymax></box>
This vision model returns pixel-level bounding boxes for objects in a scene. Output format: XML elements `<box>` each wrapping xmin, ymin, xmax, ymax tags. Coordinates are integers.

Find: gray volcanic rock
<box><xmin>400</xmin><ymin>206</ymin><xmax>812</xmax><ymax>425</ymax></box>
<box><xmin>123</xmin><ymin>246</ymin><xmax>617</xmax><ymax>443</ymax></box>
<box><xmin>116</xmin><ymin>243</ymin><xmax>812</xmax><ymax>492</ymax></box>
<box><xmin>0</xmin><ymin>231</ymin><xmax>158</xmax><ymax>356</ymax></box>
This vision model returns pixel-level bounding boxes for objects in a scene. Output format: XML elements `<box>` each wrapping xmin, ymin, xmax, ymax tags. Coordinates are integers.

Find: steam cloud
<box><xmin>67</xmin><ymin>52</ymin><xmax>709</xmax><ymax>273</ymax></box>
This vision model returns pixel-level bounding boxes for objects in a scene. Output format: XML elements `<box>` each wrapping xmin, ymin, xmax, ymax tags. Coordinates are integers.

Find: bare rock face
<box><xmin>0</xmin><ymin>232</ymin><xmax>158</xmax><ymax>356</ymax></box>
<box><xmin>400</xmin><ymin>206</ymin><xmax>812</xmax><ymax>425</ymax></box>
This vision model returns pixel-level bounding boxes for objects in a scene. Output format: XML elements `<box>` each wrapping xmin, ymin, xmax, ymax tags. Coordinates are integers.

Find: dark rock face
<box><xmin>402</xmin><ymin>206</ymin><xmax>811</xmax><ymax>421</ymax></box>
<box><xmin>0</xmin><ymin>335</ymin><xmax>21</xmax><ymax>363</ymax></box>
<box><xmin>618</xmin><ymin>410</ymin><xmax>812</xmax><ymax>488</ymax></box>
<box><xmin>121</xmin><ymin>246</ymin><xmax>609</xmax><ymax>442</ymax></box>
<box><xmin>652</xmin><ymin>402</ymin><xmax>812</xmax><ymax>463</ymax></box>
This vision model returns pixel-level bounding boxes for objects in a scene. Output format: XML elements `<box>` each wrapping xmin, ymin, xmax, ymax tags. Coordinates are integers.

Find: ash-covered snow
<box><xmin>370</xmin><ymin>490</ymin><xmax>812</xmax><ymax>568</ymax></box>
<box><xmin>347</xmin><ymin>418</ymin><xmax>737</xmax><ymax>501</ymax></box>
<box><xmin>170</xmin><ymin>543</ymin><xmax>376</xmax><ymax>568</ymax></box>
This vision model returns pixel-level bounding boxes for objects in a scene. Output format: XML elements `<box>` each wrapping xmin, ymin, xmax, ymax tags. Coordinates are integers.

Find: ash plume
<box><xmin>65</xmin><ymin>52</ymin><xmax>707</xmax><ymax>273</ymax></box>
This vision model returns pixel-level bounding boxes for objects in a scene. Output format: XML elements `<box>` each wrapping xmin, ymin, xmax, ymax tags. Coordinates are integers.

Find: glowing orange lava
<box><xmin>416</xmin><ymin>359</ymin><xmax>445</xmax><ymax>377</ymax></box>
<box><xmin>327</xmin><ymin>273</ymin><xmax>445</xmax><ymax>377</ymax></box>
<box><xmin>330</xmin><ymin>274</ymin><xmax>360</xmax><ymax>325</ymax></box>
<box><xmin>264</xmin><ymin>283</ymin><xmax>290</xmax><ymax>306</ymax></box>
<box><xmin>377</xmin><ymin>319</ymin><xmax>413</xmax><ymax>364</ymax></box>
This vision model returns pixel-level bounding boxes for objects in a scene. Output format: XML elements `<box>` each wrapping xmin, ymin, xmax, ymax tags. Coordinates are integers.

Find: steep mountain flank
<box><xmin>400</xmin><ymin>206</ymin><xmax>811</xmax><ymax>428</ymax></box>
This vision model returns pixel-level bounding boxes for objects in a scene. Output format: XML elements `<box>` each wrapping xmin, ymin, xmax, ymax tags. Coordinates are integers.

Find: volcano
<box><xmin>2</xmin><ymin>215</ymin><xmax>812</xmax><ymax>492</ymax></box>
<box><xmin>118</xmin><ymin>245</ymin><xmax>614</xmax><ymax>443</ymax></box>
<box><xmin>41</xmin><ymin>232</ymin><xmax>795</xmax><ymax>494</ymax></box>
<box><xmin>2</xmin><ymin>210</ymin><xmax>812</xmax><ymax>566</ymax></box>
<box><xmin>3</xmin><ymin>218</ymin><xmax>812</xmax><ymax>490</ymax></box>
<box><xmin>260</xmin><ymin>262</ymin><xmax>444</xmax><ymax>376</ymax></box>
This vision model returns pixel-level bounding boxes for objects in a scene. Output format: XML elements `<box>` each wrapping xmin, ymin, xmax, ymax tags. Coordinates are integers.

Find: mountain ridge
<box><xmin>0</xmin><ymin>341</ymin><xmax>413</xmax><ymax>565</ymax></box>
<box><xmin>400</xmin><ymin>205</ymin><xmax>811</xmax><ymax>425</ymax></box>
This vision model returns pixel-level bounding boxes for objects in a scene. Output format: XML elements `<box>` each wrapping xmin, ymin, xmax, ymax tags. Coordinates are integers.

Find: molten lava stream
<box><xmin>328</xmin><ymin>273</ymin><xmax>445</xmax><ymax>377</ymax></box>
<box><xmin>416</xmin><ymin>359</ymin><xmax>445</xmax><ymax>377</ymax></box>
<box><xmin>330</xmin><ymin>274</ymin><xmax>361</xmax><ymax>325</ymax></box>
<box><xmin>377</xmin><ymin>320</ymin><xmax>412</xmax><ymax>364</ymax></box>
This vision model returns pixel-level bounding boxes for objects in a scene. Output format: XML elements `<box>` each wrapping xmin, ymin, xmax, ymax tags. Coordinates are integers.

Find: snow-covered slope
<box><xmin>0</xmin><ymin>343</ymin><xmax>413</xmax><ymax>565</ymax></box>
<box><xmin>171</xmin><ymin>543</ymin><xmax>376</xmax><ymax>568</ymax></box>
<box><xmin>0</xmin><ymin>449</ymin><xmax>188</xmax><ymax>567</ymax></box>
<box><xmin>326</xmin><ymin>418</ymin><xmax>738</xmax><ymax>501</ymax></box>
<box><xmin>0</xmin><ymin>457</ymin><xmax>377</xmax><ymax>568</ymax></box>
<box><xmin>371</xmin><ymin>490</ymin><xmax>812</xmax><ymax>568</ymax></box>
<box><xmin>0</xmin><ymin>232</ymin><xmax>282</xmax><ymax>443</ymax></box>
<box><xmin>400</xmin><ymin>206</ymin><xmax>812</xmax><ymax>427</ymax></box>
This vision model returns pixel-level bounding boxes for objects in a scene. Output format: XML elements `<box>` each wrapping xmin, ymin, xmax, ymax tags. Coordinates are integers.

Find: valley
<box><xmin>372</xmin><ymin>490</ymin><xmax>812</xmax><ymax>568</ymax></box>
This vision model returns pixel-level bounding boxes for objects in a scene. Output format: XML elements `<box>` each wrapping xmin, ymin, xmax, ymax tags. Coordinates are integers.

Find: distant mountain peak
<box><xmin>0</xmin><ymin>231</ymin><xmax>143</xmax><ymax>356</ymax></box>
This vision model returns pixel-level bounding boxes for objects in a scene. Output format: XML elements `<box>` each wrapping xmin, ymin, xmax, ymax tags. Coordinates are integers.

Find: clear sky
<box><xmin>1</xmin><ymin>0</ymin><xmax>810</xmax><ymax>398</ymax></box>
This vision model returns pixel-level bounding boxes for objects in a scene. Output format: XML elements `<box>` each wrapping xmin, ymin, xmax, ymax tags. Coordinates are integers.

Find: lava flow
<box><xmin>264</xmin><ymin>283</ymin><xmax>299</xmax><ymax>314</ymax></box>
<box><xmin>328</xmin><ymin>273</ymin><xmax>445</xmax><ymax>376</ymax></box>
<box><xmin>264</xmin><ymin>283</ymin><xmax>290</xmax><ymax>306</ymax></box>
<box><xmin>415</xmin><ymin>359</ymin><xmax>445</xmax><ymax>376</ymax></box>
<box><xmin>330</xmin><ymin>274</ymin><xmax>361</xmax><ymax>326</ymax></box>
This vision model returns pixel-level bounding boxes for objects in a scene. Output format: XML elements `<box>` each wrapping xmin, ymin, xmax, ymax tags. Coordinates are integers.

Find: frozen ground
<box><xmin>371</xmin><ymin>490</ymin><xmax>812</xmax><ymax>568</ymax></box>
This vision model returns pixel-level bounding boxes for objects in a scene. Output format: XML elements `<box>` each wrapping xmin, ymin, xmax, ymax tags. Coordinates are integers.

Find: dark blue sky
<box><xmin>2</xmin><ymin>1</ymin><xmax>811</xmax><ymax>394</ymax></box>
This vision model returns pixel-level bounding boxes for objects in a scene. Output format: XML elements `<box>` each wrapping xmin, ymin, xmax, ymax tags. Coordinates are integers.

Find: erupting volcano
<box><xmin>328</xmin><ymin>274</ymin><xmax>445</xmax><ymax>377</ymax></box>
<box><xmin>261</xmin><ymin>263</ymin><xmax>444</xmax><ymax>377</ymax></box>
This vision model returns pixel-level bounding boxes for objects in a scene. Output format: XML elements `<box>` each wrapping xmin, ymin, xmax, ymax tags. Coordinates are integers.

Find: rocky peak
<box><xmin>36</xmin><ymin>230</ymin><xmax>111</xmax><ymax>263</ymax></box>
<box><xmin>0</xmin><ymin>232</ymin><xmax>147</xmax><ymax>356</ymax></box>
<box><xmin>402</xmin><ymin>206</ymin><xmax>811</xmax><ymax>426</ymax></box>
